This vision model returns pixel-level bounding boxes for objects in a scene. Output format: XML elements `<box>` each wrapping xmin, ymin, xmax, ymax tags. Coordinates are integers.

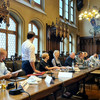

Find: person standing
<box><xmin>22</xmin><ymin>32</ymin><xmax>40</xmax><ymax>75</ymax></box>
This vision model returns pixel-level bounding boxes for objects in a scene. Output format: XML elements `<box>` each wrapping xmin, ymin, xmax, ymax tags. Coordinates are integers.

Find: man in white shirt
<box><xmin>0</xmin><ymin>48</ymin><xmax>18</xmax><ymax>80</ymax></box>
<box><xmin>22</xmin><ymin>31</ymin><xmax>40</xmax><ymax>75</ymax></box>
<box><xmin>89</xmin><ymin>53</ymin><xmax>99</xmax><ymax>63</ymax></box>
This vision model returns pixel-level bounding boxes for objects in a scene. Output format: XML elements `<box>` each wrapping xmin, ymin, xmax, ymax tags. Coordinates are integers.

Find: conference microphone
<box><xmin>9</xmin><ymin>78</ymin><xmax>23</xmax><ymax>95</ymax></box>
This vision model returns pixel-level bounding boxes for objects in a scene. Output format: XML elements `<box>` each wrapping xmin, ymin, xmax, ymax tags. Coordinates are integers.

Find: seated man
<box><xmin>84</xmin><ymin>52</ymin><xmax>89</xmax><ymax>60</ymax></box>
<box><xmin>65</xmin><ymin>52</ymin><xmax>77</xmax><ymax>66</ymax></box>
<box><xmin>0</xmin><ymin>48</ymin><xmax>18</xmax><ymax>80</ymax></box>
<box><xmin>39</xmin><ymin>53</ymin><xmax>60</xmax><ymax>71</ymax></box>
<box><xmin>75</xmin><ymin>51</ymin><xmax>83</xmax><ymax>65</ymax></box>
<box><xmin>89</xmin><ymin>53</ymin><xmax>99</xmax><ymax>63</ymax></box>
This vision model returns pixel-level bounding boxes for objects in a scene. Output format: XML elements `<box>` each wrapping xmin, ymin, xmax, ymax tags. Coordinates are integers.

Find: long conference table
<box><xmin>0</xmin><ymin>66</ymin><xmax>100</xmax><ymax>100</ymax></box>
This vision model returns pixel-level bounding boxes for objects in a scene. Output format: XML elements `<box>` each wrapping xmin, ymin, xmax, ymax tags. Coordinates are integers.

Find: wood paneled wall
<box><xmin>80</xmin><ymin>36</ymin><xmax>100</xmax><ymax>56</ymax></box>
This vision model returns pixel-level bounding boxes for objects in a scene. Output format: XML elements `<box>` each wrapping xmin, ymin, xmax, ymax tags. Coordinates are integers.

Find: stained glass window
<box><xmin>8</xmin><ymin>18</ymin><xmax>16</xmax><ymax>31</ymax></box>
<box><xmin>0</xmin><ymin>32</ymin><xmax>6</xmax><ymax>49</ymax></box>
<box><xmin>0</xmin><ymin>21</ymin><xmax>6</xmax><ymax>29</ymax></box>
<box><xmin>28</xmin><ymin>22</ymin><xmax>39</xmax><ymax>54</ymax></box>
<box><xmin>8</xmin><ymin>34</ymin><xmax>16</xmax><ymax>58</ymax></box>
<box><xmin>59</xmin><ymin>0</ymin><xmax>63</xmax><ymax>16</ymax></box>
<box><xmin>0</xmin><ymin>16</ymin><xmax>17</xmax><ymax>58</ymax></box>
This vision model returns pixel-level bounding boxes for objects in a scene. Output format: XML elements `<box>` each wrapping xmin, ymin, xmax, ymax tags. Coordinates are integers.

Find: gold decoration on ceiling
<box><xmin>0</xmin><ymin>0</ymin><xmax>10</xmax><ymax>26</ymax></box>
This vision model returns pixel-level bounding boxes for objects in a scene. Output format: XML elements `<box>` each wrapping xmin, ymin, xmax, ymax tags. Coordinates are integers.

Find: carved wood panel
<box><xmin>80</xmin><ymin>36</ymin><xmax>100</xmax><ymax>56</ymax></box>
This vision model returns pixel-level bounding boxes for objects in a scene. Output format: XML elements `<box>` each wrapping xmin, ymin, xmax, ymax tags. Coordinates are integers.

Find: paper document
<box><xmin>74</xmin><ymin>67</ymin><xmax>80</xmax><ymax>71</ymax></box>
<box><xmin>12</xmin><ymin>69</ymin><xmax>22</xmax><ymax>74</ymax></box>
<box><xmin>58</xmin><ymin>72</ymin><xmax>73</xmax><ymax>78</ymax></box>
<box><xmin>27</xmin><ymin>76</ymin><xmax>42</xmax><ymax>84</ymax></box>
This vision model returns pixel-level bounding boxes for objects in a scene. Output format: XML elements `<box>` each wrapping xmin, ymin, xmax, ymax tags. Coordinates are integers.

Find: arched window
<box><xmin>0</xmin><ymin>16</ymin><xmax>18</xmax><ymax>58</ymax></box>
<box><xmin>69</xmin><ymin>34</ymin><xmax>73</xmax><ymax>54</ymax></box>
<box><xmin>28</xmin><ymin>22</ymin><xmax>39</xmax><ymax>54</ymax></box>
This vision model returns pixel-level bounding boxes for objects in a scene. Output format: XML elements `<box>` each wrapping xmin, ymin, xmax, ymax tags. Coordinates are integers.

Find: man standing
<box><xmin>0</xmin><ymin>48</ymin><xmax>18</xmax><ymax>80</ymax></box>
<box><xmin>22</xmin><ymin>31</ymin><xmax>40</xmax><ymax>75</ymax></box>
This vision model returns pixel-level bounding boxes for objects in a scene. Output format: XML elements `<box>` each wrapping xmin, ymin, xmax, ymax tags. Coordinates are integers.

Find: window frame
<box><xmin>70</xmin><ymin>0</ymin><xmax>74</xmax><ymax>23</ymax></box>
<box><xmin>34</xmin><ymin>0</ymin><xmax>42</xmax><ymax>8</ymax></box>
<box><xmin>28</xmin><ymin>22</ymin><xmax>40</xmax><ymax>54</ymax></box>
<box><xmin>65</xmin><ymin>0</ymin><xmax>69</xmax><ymax>20</ymax></box>
<box><xmin>60</xmin><ymin>37</ymin><xmax>64</xmax><ymax>54</ymax></box>
<box><xmin>59</xmin><ymin>0</ymin><xmax>76</xmax><ymax>24</ymax></box>
<box><xmin>59</xmin><ymin>0</ymin><xmax>64</xmax><ymax>18</ymax></box>
<box><xmin>69</xmin><ymin>34</ymin><xmax>73</xmax><ymax>53</ymax></box>
<box><xmin>0</xmin><ymin>15</ymin><xmax>18</xmax><ymax>57</ymax></box>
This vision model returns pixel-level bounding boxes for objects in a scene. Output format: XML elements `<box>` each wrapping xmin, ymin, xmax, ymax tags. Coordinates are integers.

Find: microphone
<box><xmin>9</xmin><ymin>77</ymin><xmax>23</xmax><ymax>95</ymax></box>
<box><xmin>9</xmin><ymin>56</ymin><xmax>23</xmax><ymax>95</ymax></box>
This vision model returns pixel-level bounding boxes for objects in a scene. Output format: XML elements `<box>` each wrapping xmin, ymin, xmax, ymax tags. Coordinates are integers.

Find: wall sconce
<box><xmin>0</xmin><ymin>0</ymin><xmax>10</xmax><ymax>26</ymax></box>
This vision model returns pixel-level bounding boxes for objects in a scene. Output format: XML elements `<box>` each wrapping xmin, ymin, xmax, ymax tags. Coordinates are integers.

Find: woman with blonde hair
<box><xmin>39</xmin><ymin>53</ymin><xmax>60</xmax><ymax>71</ymax></box>
<box><xmin>52</xmin><ymin>50</ymin><xmax>62</xmax><ymax>67</ymax></box>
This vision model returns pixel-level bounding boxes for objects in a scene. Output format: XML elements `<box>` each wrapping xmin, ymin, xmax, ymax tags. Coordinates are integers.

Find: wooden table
<box><xmin>0</xmin><ymin>67</ymin><xmax>100</xmax><ymax>100</ymax></box>
<box><xmin>91</xmin><ymin>69</ymin><xmax>100</xmax><ymax>89</ymax></box>
<box><xmin>91</xmin><ymin>70</ymin><xmax>100</xmax><ymax>74</ymax></box>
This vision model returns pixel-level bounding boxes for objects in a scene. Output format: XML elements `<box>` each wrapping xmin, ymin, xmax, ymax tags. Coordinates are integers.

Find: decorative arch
<box><xmin>9</xmin><ymin>9</ymin><xmax>25</xmax><ymax>55</ymax></box>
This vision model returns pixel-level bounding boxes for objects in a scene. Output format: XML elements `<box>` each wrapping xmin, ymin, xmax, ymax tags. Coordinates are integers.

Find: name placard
<box><xmin>58</xmin><ymin>72</ymin><xmax>73</xmax><ymax>81</ymax></box>
<box><xmin>45</xmin><ymin>75</ymin><xmax>52</xmax><ymax>84</ymax></box>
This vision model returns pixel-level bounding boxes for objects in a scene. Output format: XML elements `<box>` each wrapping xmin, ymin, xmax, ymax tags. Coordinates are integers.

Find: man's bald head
<box><xmin>70</xmin><ymin>52</ymin><xmax>75</xmax><ymax>59</ymax></box>
<box><xmin>0</xmin><ymin>48</ymin><xmax>7</xmax><ymax>55</ymax></box>
<box><xmin>0</xmin><ymin>48</ymin><xmax>7</xmax><ymax>62</ymax></box>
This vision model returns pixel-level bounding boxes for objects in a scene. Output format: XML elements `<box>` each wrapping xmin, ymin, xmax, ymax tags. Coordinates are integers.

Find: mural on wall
<box><xmin>89</xmin><ymin>18</ymin><xmax>100</xmax><ymax>36</ymax></box>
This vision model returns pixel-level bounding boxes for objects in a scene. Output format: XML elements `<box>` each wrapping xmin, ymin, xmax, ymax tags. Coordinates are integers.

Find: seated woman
<box><xmin>39</xmin><ymin>53</ymin><xmax>60</xmax><ymax>71</ymax></box>
<box><xmin>52</xmin><ymin>50</ymin><xmax>61</xmax><ymax>66</ymax></box>
<box><xmin>52</xmin><ymin>50</ymin><xmax>66</xmax><ymax>69</ymax></box>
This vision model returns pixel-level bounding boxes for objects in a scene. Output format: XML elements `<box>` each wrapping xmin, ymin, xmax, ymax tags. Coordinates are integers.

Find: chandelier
<box><xmin>79</xmin><ymin>0</ymin><xmax>100</xmax><ymax>21</ymax></box>
<box><xmin>0</xmin><ymin>0</ymin><xmax>10</xmax><ymax>26</ymax></box>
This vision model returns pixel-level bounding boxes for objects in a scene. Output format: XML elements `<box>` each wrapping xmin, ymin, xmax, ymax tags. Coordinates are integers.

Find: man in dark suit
<box><xmin>65</xmin><ymin>52</ymin><xmax>76</xmax><ymax>66</ymax></box>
